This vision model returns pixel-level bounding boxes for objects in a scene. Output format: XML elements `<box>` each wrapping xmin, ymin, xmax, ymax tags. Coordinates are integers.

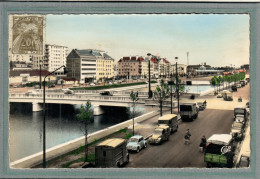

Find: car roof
<box><xmin>207</xmin><ymin>134</ymin><xmax>232</xmax><ymax>145</ymax></box>
<box><xmin>158</xmin><ymin>114</ymin><xmax>177</xmax><ymax>120</ymax></box>
<box><xmin>97</xmin><ymin>138</ymin><xmax>125</xmax><ymax>148</ymax></box>
<box><xmin>157</xmin><ymin>125</ymin><xmax>169</xmax><ymax>130</ymax></box>
<box><xmin>180</xmin><ymin>103</ymin><xmax>196</xmax><ymax>105</ymax></box>
<box><xmin>130</xmin><ymin>135</ymin><xmax>143</xmax><ymax>139</ymax></box>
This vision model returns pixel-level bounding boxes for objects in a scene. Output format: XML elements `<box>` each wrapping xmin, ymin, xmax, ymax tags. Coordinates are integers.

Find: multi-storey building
<box><xmin>171</xmin><ymin>64</ymin><xmax>187</xmax><ymax>77</ymax></box>
<box><xmin>31</xmin><ymin>44</ymin><xmax>68</xmax><ymax>75</ymax></box>
<box><xmin>67</xmin><ymin>49</ymin><xmax>114</xmax><ymax>83</ymax></box>
<box><xmin>117</xmin><ymin>56</ymin><xmax>145</xmax><ymax>79</ymax></box>
<box><xmin>157</xmin><ymin>58</ymin><xmax>170</xmax><ymax>77</ymax></box>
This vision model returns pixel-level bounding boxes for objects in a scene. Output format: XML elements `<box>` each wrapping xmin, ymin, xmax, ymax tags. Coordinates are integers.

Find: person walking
<box><xmin>199</xmin><ymin>135</ymin><xmax>207</xmax><ymax>152</ymax></box>
<box><xmin>184</xmin><ymin>129</ymin><xmax>191</xmax><ymax>144</ymax></box>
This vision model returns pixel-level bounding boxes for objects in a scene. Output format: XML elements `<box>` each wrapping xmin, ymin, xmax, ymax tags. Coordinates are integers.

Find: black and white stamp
<box><xmin>12</xmin><ymin>15</ymin><xmax>44</xmax><ymax>55</ymax></box>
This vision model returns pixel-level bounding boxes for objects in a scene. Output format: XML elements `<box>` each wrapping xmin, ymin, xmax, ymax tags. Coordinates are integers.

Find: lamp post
<box><xmin>175</xmin><ymin>57</ymin><xmax>180</xmax><ymax>114</ymax></box>
<box><xmin>147</xmin><ymin>53</ymin><xmax>153</xmax><ymax>98</ymax></box>
<box><xmin>168</xmin><ymin>73</ymin><xmax>174</xmax><ymax>114</ymax></box>
<box><xmin>42</xmin><ymin>65</ymin><xmax>68</xmax><ymax>168</ymax></box>
<box><xmin>39</xmin><ymin>64</ymin><xmax>42</xmax><ymax>89</ymax></box>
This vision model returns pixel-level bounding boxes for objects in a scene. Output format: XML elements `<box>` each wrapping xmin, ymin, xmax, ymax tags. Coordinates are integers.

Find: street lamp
<box><xmin>168</xmin><ymin>73</ymin><xmax>174</xmax><ymax>114</ymax></box>
<box><xmin>147</xmin><ymin>53</ymin><xmax>153</xmax><ymax>98</ymax></box>
<box><xmin>42</xmin><ymin>65</ymin><xmax>68</xmax><ymax>168</ymax></box>
<box><xmin>175</xmin><ymin>57</ymin><xmax>180</xmax><ymax>114</ymax></box>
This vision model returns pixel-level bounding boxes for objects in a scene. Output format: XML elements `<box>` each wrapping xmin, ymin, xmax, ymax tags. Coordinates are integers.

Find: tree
<box><xmin>76</xmin><ymin>101</ymin><xmax>93</xmax><ymax>163</ymax></box>
<box><xmin>210</xmin><ymin>76</ymin><xmax>218</xmax><ymax>93</ymax></box>
<box><xmin>129</xmin><ymin>91</ymin><xmax>139</xmax><ymax>136</ymax></box>
<box><xmin>153</xmin><ymin>80</ymin><xmax>170</xmax><ymax>116</ymax></box>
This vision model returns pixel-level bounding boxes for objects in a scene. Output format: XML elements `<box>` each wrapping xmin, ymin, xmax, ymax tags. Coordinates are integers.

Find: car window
<box><xmin>140</xmin><ymin>137</ymin><xmax>143</xmax><ymax>141</ymax></box>
<box><xmin>129</xmin><ymin>138</ymin><xmax>138</xmax><ymax>142</ymax></box>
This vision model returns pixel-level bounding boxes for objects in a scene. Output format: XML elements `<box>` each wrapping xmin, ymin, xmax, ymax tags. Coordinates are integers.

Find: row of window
<box><xmin>82</xmin><ymin>73</ymin><xmax>96</xmax><ymax>75</ymax></box>
<box><xmin>98</xmin><ymin>73</ymin><xmax>112</xmax><ymax>75</ymax></box>
<box><xmin>82</xmin><ymin>68</ymin><xmax>96</xmax><ymax>70</ymax></box>
<box><xmin>82</xmin><ymin>64</ymin><xmax>96</xmax><ymax>66</ymax></box>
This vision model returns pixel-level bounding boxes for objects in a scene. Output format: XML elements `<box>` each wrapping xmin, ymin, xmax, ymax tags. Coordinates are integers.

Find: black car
<box><xmin>231</xmin><ymin>85</ymin><xmax>237</xmax><ymax>92</ymax></box>
<box><xmin>100</xmin><ymin>91</ymin><xmax>113</xmax><ymax>96</ymax></box>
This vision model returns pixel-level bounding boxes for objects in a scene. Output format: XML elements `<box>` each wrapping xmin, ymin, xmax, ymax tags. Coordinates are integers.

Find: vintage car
<box><xmin>234</xmin><ymin>106</ymin><xmax>249</xmax><ymax>121</ymax></box>
<box><xmin>197</xmin><ymin>102</ymin><xmax>206</xmax><ymax>110</ymax></box>
<box><xmin>180</xmin><ymin>103</ymin><xmax>199</xmax><ymax>121</ymax></box>
<box><xmin>216</xmin><ymin>93</ymin><xmax>223</xmax><ymax>98</ymax></box>
<box><xmin>126</xmin><ymin>135</ymin><xmax>147</xmax><ymax>153</ymax></box>
<box><xmin>100</xmin><ymin>91</ymin><xmax>113</xmax><ymax>96</ymax></box>
<box><xmin>149</xmin><ymin>125</ymin><xmax>170</xmax><ymax>144</ymax></box>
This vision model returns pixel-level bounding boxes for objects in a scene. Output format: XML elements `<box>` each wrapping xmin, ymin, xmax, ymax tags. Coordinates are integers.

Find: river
<box><xmin>9</xmin><ymin>103</ymin><xmax>145</xmax><ymax>162</ymax></box>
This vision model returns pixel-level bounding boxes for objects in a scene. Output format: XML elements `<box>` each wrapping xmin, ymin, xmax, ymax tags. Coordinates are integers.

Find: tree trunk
<box><xmin>85</xmin><ymin>122</ymin><xmax>88</xmax><ymax>162</ymax></box>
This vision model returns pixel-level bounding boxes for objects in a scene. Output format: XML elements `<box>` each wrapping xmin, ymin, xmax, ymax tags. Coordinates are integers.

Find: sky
<box><xmin>46</xmin><ymin>14</ymin><xmax>249</xmax><ymax>67</ymax></box>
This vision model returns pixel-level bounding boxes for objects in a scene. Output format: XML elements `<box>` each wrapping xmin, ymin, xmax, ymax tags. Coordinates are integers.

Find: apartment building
<box><xmin>67</xmin><ymin>49</ymin><xmax>114</xmax><ymax>83</ymax></box>
<box><xmin>31</xmin><ymin>44</ymin><xmax>68</xmax><ymax>75</ymax></box>
<box><xmin>117</xmin><ymin>56</ymin><xmax>146</xmax><ymax>79</ymax></box>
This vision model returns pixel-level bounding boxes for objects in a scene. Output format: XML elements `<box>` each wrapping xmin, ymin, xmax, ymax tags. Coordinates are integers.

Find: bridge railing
<box><xmin>9</xmin><ymin>93</ymin><xmax>147</xmax><ymax>103</ymax></box>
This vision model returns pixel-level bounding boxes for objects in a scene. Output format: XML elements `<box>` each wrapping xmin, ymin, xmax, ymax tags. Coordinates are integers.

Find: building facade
<box><xmin>67</xmin><ymin>49</ymin><xmax>114</xmax><ymax>83</ymax></box>
<box><xmin>31</xmin><ymin>44</ymin><xmax>68</xmax><ymax>75</ymax></box>
<box><xmin>171</xmin><ymin>64</ymin><xmax>187</xmax><ymax>77</ymax></box>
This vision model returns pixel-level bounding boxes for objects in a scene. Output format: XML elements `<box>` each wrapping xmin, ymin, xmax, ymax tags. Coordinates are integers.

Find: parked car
<box><xmin>231</xmin><ymin>85</ymin><xmax>237</xmax><ymax>92</ymax></box>
<box><xmin>246</xmin><ymin>102</ymin><xmax>250</xmax><ymax>108</ymax></box>
<box><xmin>34</xmin><ymin>85</ymin><xmax>40</xmax><ymax>89</ymax></box>
<box><xmin>126</xmin><ymin>135</ymin><xmax>147</xmax><ymax>153</ymax></box>
<box><xmin>100</xmin><ymin>91</ymin><xmax>113</xmax><ymax>96</ymax></box>
<box><xmin>237</xmin><ymin>154</ymin><xmax>250</xmax><ymax>168</ymax></box>
<box><xmin>216</xmin><ymin>93</ymin><xmax>223</xmax><ymax>98</ymax></box>
<box><xmin>180</xmin><ymin>103</ymin><xmax>199</xmax><ymax>121</ymax></box>
<box><xmin>158</xmin><ymin>114</ymin><xmax>178</xmax><ymax>133</ymax></box>
<box><xmin>95</xmin><ymin>138</ymin><xmax>129</xmax><ymax>168</ymax></box>
<box><xmin>236</xmin><ymin>84</ymin><xmax>242</xmax><ymax>88</ymax></box>
<box><xmin>240</xmin><ymin>80</ymin><xmax>246</xmax><ymax>87</ymax></box>
<box><xmin>90</xmin><ymin>83</ymin><xmax>96</xmax><ymax>86</ymax></box>
<box><xmin>48</xmin><ymin>84</ymin><xmax>55</xmax><ymax>88</ymax></box>
<box><xmin>204</xmin><ymin>134</ymin><xmax>235</xmax><ymax>168</ymax></box>
<box><xmin>149</xmin><ymin>125</ymin><xmax>170</xmax><ymax>144</ymax></box>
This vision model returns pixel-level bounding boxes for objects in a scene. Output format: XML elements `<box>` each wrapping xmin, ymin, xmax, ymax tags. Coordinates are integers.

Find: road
<box><xmin>126</xmin><ymin>109</ymin><xmax>233</xmax><ymax>168</ymax></box>
<box><xmin>126</xmin><ymin>82</ymin><xmax>250</xmax><ymax>168</ymax></box>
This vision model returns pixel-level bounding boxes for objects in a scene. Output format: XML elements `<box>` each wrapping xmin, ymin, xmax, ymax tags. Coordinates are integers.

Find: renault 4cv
<box><xmin>149</xmin><ymin>125</ymin><xmax>170</xmax><ymax>144</ymax></box>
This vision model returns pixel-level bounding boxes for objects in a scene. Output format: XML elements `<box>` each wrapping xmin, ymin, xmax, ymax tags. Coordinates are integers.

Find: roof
<box><xmin>137</xmin><ymin>57</ymin><xmax>144</xmax><ymax>62</ymax></box>
<box><xmin>97</xmin><ymin>138</ymin><xmax>125</xmax><ymax>148</ymax></box>
<box><xmin>130</xmin><ymin>135</ymin><xmax>143</xmax><ymax>140</ymax></box>
<box><xmin>76</xmin><ymin>49</ymin><xmax>102</xmax><ymax>57</ymax></box>
<box><xmin>9</xmin><ymin>70</ymin><xmax>51</xmax><ymax>77</ymax></box>
<box><xmin>151</xmin><ymin>58</ymin><xmax>157</xmax><ymax>64</ymax></box>
<box><xmin>207</xmin><ymin>134</ymin><xmax>232</xmax><ymax>145</ymax></box>
<box><xmin>158</xmin><ymin>114</ymin><xmax>177</xmax><ymax>120</ymax></box>
<box><xmin>157</xmin><ymin>125</ymin><xmax>169</xmax><ymax>130</ymax></box>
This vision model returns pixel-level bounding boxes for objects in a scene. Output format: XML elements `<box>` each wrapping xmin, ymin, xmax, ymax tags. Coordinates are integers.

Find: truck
<box><xmin>234</xmin><ymin>106</ymin><xmax>249</xmax><ymax>121</ymax></box>
<box><xmin>149</xmin><ymin>125</ymin><xmax>170</xmax><ymax>144</ymax></box>
<box><xmin>95</xmin><ymin>138</ymin><xmax>129</xmax><ymax>168</ymax></box>
<box><xmin>180</xmin><ymin>103</ymin><xmax>199</xmax><ymax>121</ymax></box>
<box><xmin>222</xmin><ymin>91</ymin><xmax>233</xmax><ymax>101</ymax></box>
<box><xmin>230</xmin><ymin>121</ymin><xmax>245</xmax><ymax>141</ymax></box>
<box><xmin>204</xmin><ymin>134</ymin><xmax>235</xmax><ymax>168</ymax></box>
<box><xmin>231</xmin><ymin>85</ymin><xmax>237</xmax><ymax>92</ymax></box>
<box><xmin>158</xmin><ymin>114</ymin><xmax>178</xmax><ymax>133</ymax></box>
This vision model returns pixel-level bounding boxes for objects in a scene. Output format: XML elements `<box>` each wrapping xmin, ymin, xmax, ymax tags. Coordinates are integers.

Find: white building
<box><xmin>32</xmin><ymin>44</ymin><xmax>68</xmax><ymax>75</ymax></box>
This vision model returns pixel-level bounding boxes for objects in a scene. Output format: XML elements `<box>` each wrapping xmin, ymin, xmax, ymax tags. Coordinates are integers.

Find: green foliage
<box><xmin>124</xmin><ymin>132</ymin><xmax>133</xmax><ymax>139</ymax></box>
<box><xmin>76</xmin><ymin>101</ymin><xmax>92</xmax><ymax>123</ymax></box>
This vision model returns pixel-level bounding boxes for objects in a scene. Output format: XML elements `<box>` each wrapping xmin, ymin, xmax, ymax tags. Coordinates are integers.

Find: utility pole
<box><xmin>147</xmin><ymin>53</ymin><xmax>153</xmax><ymax>98</ymax></box>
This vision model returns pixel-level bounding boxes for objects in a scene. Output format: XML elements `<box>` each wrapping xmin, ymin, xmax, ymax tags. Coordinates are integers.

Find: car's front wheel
<box><xmin>144</xmin><ymin>143</ymin><xmax>147</xmax><ymax>148</ymax></box>
<box><xmin>136</xmin><ymin>147</ymin><xmax>140</xmax><ymax>153</ymax></box>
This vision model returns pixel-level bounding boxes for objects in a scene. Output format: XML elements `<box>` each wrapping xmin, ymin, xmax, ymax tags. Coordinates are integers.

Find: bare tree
<box><xmin>153</xmin><ymin>80</ymin><xmax>170</xmax><ymax>116</ymax></box>
<box><xmin>129</xmin><ymin>91</ymin><xmax>139</xmax><ymax>136</ymax></box>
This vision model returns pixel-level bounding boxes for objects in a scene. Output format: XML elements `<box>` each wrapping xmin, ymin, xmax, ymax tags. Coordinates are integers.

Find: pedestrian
<box><xmin>184</xmin><ymin>129</ymin><xmax>191</xmax><ymax>144</ymax></box>
<box><xmin>136</xmin><ymin>91</ymin><xmax>139</xmax><ymax>97</ymax></box>
<box><xmin>199</xmin><ymin>135</ymin><xmax>207</xmax><ymax>152</ymax></box>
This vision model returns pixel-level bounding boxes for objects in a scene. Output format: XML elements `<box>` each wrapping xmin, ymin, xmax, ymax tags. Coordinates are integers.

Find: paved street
<box><xmin>125</xmin><ymin>83</ymin><xmax>250</xmax><ymax>168</ymax></box>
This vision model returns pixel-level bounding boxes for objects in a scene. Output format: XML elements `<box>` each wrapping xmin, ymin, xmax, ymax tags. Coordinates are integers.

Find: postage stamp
<box><xmin>11</xmin><ymin>15</ymin><xmax>45</xmax><ymax>55</ymax></box>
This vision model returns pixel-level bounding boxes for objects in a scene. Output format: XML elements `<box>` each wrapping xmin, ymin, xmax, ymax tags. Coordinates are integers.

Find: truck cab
<box><xmin>234</xmin><ymin>106</ymin><xmax>249</xmax><ymax>121</ymax></box>
<box><xmin>95</xmin><ymin>138</ymin><xmax>129</xmax><ymax>168</ymax></box>
<box><xmin>180</xmin><ymin>103</ymin><xmax>199</xmax><ymax>121</ymax></box>
<box><xmin>149</xmin><ymin>126</ymin><xmax>170</xmax><ymax>144</ymax></box>
<box><xmin>204</xmin><ymin>134</ymin><xmax>235</xmax><ymax>168</ymax></box>
<box><xmin>158</xmin><ymin>114</ymin><xmax>178</xmax><ymax>133</ymax></box>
